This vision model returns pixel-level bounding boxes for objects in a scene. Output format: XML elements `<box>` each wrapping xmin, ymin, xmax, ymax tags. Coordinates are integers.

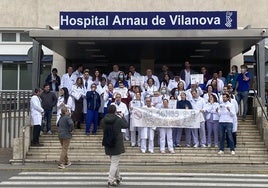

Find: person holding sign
<box><xmin>129</xmin><ymin>92</ymin><xmax>144</xmax><ymax>147</ymax></box>
<box><xmin>190</xmin><ymin>89</ymin><xmax>206</xmax><ymax>148</ymax></box>
<box><xmin>140</xmin><ymin>97</ymin><xmax>156</xmax><ymax>153</ymax></box>
<box><xmin>174</xmin><ymin>92</ymin><xmax>193</xmax><ymax>147</ymax></box>
<box><xmin>159</xmin><ymin>99</ymin><xmax>175</xmax><ymax>154</ymax></box>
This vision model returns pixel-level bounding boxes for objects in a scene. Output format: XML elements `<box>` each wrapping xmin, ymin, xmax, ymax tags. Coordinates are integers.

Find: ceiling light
<box><xmin>96</xmin><ymin>59</ymin><xmax>109</xmax><ymax>62</ymax></box>
<box><xmin>91</xmin><ymin>54</ymin><xmax>105</xmax><ymax>58</ymax></box>
<box><xmin>195</xmin><ymin>49</ymin><xmax>211</xmax><ymax>52</ymax></box>
<box><xmin>85</xmin><ymin>49</ymin><xmax>100</xmax><ymax>52</ymax></box>
<box><xmin>190</xmin><ymin>55</ymin><xmax>204</xmax><ymax>58</ymax></box>
<box><xmin>201</xmin><ymin>41</ymin><xmax>219</xmax><ymax>45</ymax></box>
<box><xmin>78</xmin><ymin>41</ymin><xmax>95</xmax><ymax>45</ymax></box>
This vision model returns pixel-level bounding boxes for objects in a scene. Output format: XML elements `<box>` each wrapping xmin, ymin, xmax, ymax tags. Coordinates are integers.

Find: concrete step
<box><xmin>24</xmin><ymin>114</ymin><xmax>268</xmax><ymax>166</ymax></box>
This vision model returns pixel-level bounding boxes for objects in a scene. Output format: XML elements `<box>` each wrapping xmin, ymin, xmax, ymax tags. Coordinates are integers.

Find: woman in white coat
<box><xmin>30</xmin><ymin>88</ymin><xmax>44</xmax><ymax>146</ymax></box>
<box><xmin>140</xmin><ymin>97</ymin><xmax>156</xmax><ymax>153</ymax></box>
<box><xmin>129</xmin><ymin>92</ymin><xmax>144</xmax><ymax>147</ymax></box>
<box><xmin>159</xmin><ymin>99</ymin><xmax>175</xmax><ymax>154</ymax></box>
<box><xmin>201</xmin><ymin>94</ymin><xmax>220</xmax><ymax>147</ymax></box>
<box><xmin>56</xmin><ymin>87</ymin><xmax>73</xmax><ymax>124</ymax></box>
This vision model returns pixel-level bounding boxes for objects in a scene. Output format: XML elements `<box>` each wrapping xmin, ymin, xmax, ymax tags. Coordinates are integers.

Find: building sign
<box><xmin>60</xmin><ymin>11</ymin><xmax>237</xmax><ymax>30</ymax></box>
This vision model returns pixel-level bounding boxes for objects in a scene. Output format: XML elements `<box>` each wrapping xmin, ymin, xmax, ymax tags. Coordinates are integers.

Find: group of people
<box><xmin>30</xmin><ymin>61</ymin><xmax>251</xmax><ymax>182</ymax></box>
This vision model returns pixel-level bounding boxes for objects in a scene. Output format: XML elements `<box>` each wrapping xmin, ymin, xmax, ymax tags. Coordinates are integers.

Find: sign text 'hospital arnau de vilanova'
<box><xmin>60</xmin><ymin>11</ymin><xmax>237</xmax><ymax>30</ymax></box>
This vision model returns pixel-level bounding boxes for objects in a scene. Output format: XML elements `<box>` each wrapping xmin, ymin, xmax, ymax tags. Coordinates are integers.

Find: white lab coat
<box><xmin>30</xmin><ymin>95</ymin><xmax>44</xmax><ymax>126</ymax></box>
<box><xmin>56</xmin><ymin>96</ymin><xmax>73</xmax><ymax>123</ymax></box>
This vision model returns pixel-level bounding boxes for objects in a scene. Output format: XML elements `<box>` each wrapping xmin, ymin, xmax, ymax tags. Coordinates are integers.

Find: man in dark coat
<box><xmin>101</xmin><ymin>105</ymin><xmax>128</xmax><ymax>187</ymax></box>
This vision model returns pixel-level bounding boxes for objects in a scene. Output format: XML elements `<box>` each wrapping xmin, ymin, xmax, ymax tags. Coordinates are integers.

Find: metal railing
<box><xmin>252</xmin><ymin>89</ymin><xmax>268</xmax><ymax>121</ymax></box>
<box><xmin>0</xmin><ymin>90</ymin><xmax>32</xmax><ymax>148</ymax></box>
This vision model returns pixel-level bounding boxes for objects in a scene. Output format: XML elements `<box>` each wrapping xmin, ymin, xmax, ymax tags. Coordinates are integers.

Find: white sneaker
<box><xmin>218</xmin><ymin>150</ymin><xmax>224</xmax><ymax>155</ymax></box>
<box><xmin>149</xmin><ymin>150</ymin><xmax>154</xmax><ymax>154</ymax></box>
<box><xmin>231</xmin><ymin>150</ymin><xmax>235</xmax><ymax>155</ymax></box>
<box><xmin>141</xmin><ymin>150</ymin><xmax>146</xmax><ymax>153</ymax></box>
<box><xmin>65</xmin><ymin>161</ymin><xmax>72</xmax><ymax>168</ymax></box>
<box><xmin>214</xmin><ymin>144</ymin><xmax>218</xmax><ymax>148</ymax></box>
<box><xmin>47</xmin><ymin>130</ymin><xmax>53</xmax><ymax>135</ymax></box>
<box><xmin>207</xmin><ymin>144</ymin><xmax>211</xmax><ymax>148</ymax></box>
<box><xmin>201</xmin><ymin>144</ymin><xmax>207</xmax><ymax>148</ymax></box>
<box><xmin>193</xmin><ymin>144</ymin><xmax>199</xmax><ymax>148</ymax></box>
<box><xmin>40</xmin><ymin>131</ymin><xmax>43</xmax><ymax>136</ymax></box>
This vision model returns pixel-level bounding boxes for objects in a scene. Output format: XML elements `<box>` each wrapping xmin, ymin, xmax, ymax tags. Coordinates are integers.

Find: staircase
<box><xmin>25</xmin><ymin>115</ymin><xmax>268</xmax><ymax>165</ymax></box>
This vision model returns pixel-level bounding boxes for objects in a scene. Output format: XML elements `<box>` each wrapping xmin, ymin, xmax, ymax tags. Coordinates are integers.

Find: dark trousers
<box><xmin>33</xmin><ymin>125</ymin><xmax>41</xmax><ymax>144</ymax></box>
<box><xmin>42</xmin><ymin>109</ymin><xmax>52</xmax><ymax>132</ymax></box>
<box><xmin>86</xmin><ymin>110</ymin><xmax>99</xmax><ymax>134</ymax></box>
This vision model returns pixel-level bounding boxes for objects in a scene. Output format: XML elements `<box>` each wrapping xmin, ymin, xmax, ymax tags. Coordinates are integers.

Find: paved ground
<box><xmin>0</xmin><ymin>148</ymin><xmax>12</xmax><ymax>164</ymax></box>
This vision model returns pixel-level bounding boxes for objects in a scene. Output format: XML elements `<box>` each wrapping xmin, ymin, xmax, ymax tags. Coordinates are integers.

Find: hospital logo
<box><xmin>225</xmin><ymin>11</ymin><xmax>233</xmax><ymax>28</ymax></box>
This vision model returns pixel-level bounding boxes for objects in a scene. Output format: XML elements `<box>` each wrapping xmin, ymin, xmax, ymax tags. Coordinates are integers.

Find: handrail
<box><xmin>252</xmin><ymin>89</ymin><xmax>268</xmax><ymax>121</ymax></box>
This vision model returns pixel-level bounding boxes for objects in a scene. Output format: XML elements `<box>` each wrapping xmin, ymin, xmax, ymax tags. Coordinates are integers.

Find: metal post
<box><xmin>256</xmin><ymin>39</ymin><xmax>266</xmax><ymax>105</ymax></box>
<box><xmin>32</xmin><ymin>39</ymin><xmax>42</xmax><ymax>90</ymax></box>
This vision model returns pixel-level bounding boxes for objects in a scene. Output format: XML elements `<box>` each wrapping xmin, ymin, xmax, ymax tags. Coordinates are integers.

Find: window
<box><xmin>2</xmin><ymin>33</ymin><xmax>16</xmax><ymax>42</ymax></box>
<box><xmin>19</xmin><ymin>64</ymin><xmax>32</xmax><ymax>90</ymax></box>
<box><xmin>20</xmin><ymin>33</ymin><xmax>32</xmax><ymax>42</ymax></box>
<box><xmin>2</xmin><ymin>63</ymin><xmax>18</xmax><ymax>90</ymax></box>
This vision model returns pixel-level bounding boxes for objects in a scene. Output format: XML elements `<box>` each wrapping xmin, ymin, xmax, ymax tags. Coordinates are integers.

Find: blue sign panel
<box><xmin>60</xmin><ymin>11</ymin><xmax>237</xmax><ymax>30</ymax></box>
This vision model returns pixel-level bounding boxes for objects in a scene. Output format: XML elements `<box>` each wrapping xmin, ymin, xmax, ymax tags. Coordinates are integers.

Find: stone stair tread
<box><xmin>24</xmin><ymin>114</ymin><xmax>268</xmax><ymax>165</ymax></box>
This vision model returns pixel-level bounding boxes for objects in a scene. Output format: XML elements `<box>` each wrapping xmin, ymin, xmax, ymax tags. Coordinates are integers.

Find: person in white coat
<box><xmin>30</xmin><ymin>88</ymin><xmax>44</xmax><ymax>146</ymax></box>
<box><xmin>190</xmin><ymin>89</ymin><xmax>206</xmax><ymax>148</ymax></box>
<box><xmin>140</xmin><ymin>97</ymin><xmax>156</xmax><ymax>153</ymax></box>
<box><xmin>56</xmin><ymin>87</ymin><xmax>73</xmax><ymax>124</ymax></box>
<box><xmin>159</xmin><ymin>99</ymin><xmax>175</xmax><ymax>154</ymax></box>
<box><xmin>129</xmin><ymin>92</ymin><xmax>144</xmax><ymax>147</ymax></box>
<box><xmin>201</xmin><ymin>94</ymin><xmax>220</xmax><ymax>147</ymax></box>
<box><xmin>111</xmin><ymin>93</ymin><xmax>129</xmax><ymax>140</ymax></box>
<box><xmin>217</xmin><ymin>93</ymin><xmax>236</xmax><ymax>155</ymax></box>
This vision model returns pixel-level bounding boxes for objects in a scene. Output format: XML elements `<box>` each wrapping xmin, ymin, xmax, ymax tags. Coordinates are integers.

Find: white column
<box><xmin>52</xmin><ymin>52</ymin><xmax>66</xmax><ymax>77</ymax></box>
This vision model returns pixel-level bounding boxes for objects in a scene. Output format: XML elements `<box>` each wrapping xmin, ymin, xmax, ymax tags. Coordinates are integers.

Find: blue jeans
<box><xmin>219</xmin><ymin>122</ymin><xmax>234</xmax><ymax>151</ymax></box>
<box><xmin>86</xmin><ymin>110</ymin><xmax>99</xmax><ymax>134</ymax></box>
<box><xmin>42</xmin><ymin>109</ymin><xmax>52</xmax><ymax>132</ymax></box>
<box><xmin>236</xmin><ymin>91</ymin><xmax>249</xmax><ymax>118</ymax></box>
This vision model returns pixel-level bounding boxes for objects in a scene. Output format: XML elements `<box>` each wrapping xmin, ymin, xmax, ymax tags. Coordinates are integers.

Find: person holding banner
<box><xmin>129</xmin><ymin>92</ymin><xmax>144</xmax><ymax>147</ymax></box>
<box><xmin>174</xmin><ymin>91</ymin><xmax>193</xmax><ymax>147</ymax></box>
<box><xmin>140</xmin><ymin>97</ymin><xmax>156</xmax><ymax>153</ymax></box>
<box><xmin>159</xmin><ymin>99</ymin><xmax>175</xmax><ymax>154</ymax></box>
<box><xmin>190</xmin><ymin>89</ymin><xmax>206</xmax><ymax>148</ymax></box>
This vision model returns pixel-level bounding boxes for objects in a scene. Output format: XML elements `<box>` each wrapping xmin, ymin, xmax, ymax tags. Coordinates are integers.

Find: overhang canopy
<box><xmin>29</xmin><ymin>29</ymin><xmax>268</xmax><ymax>65</ymax></box>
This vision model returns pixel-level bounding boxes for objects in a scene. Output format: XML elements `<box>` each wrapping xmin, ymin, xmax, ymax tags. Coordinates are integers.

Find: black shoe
<box><xmin>116</xmin><ymin>177</ymin><xmax>122</xmax><ymax>185</ymax></box>
<box><xmin>108</xmin><ymin>181</ymin><xmax>117</xmax><ymax>187</ymax></box>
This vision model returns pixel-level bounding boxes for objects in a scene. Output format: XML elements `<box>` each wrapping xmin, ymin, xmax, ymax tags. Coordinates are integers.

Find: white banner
<box><xmin>131</xmin><ymin>107</ymin><xmax>204</xmax><ymax>128</ymax></box>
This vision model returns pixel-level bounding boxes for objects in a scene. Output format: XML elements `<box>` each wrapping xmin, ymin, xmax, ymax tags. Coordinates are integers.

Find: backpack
<box><xmin>102</xmin><ymin>124</ymin><xmax>116</xmax><ymax>147</ymax></box>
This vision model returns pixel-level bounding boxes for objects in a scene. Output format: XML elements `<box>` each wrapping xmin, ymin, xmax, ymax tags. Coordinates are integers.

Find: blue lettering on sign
<box><xmin>60</xmin><ymin>11</ymin><xmax>237</xmax><ymax>30</ymax></box>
